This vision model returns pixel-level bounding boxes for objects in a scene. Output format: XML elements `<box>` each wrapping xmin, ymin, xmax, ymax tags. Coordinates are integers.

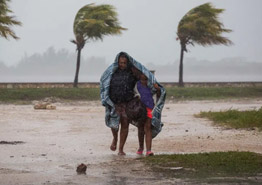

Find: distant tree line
<box><xmin>0</xmin><ymin>47</ymin><xmax>261</xmax><ymax>82</ymax></box>
<box><xmin>0</xmin><ymin>47</ymin><xmax>107</xmax><ymax>77</ymax></box>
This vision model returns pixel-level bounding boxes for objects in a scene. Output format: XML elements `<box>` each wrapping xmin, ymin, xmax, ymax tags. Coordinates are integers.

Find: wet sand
<box><xmin>0</xmin><ymin>99</ymin><xmax>262</xmax><ymax>185</ymax></box>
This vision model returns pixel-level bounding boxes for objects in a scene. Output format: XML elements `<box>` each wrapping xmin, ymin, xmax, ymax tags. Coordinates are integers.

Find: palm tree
<box><xmin>71</xmin><ymin>3</ymin><xmax>126</xmax><ymax>87</ymax></box>
<box><xmin>0</xmin><ymin>0</ymin><xmax>22</xmax><ymax>40</ymax></box>
<box><xmin>177</xmin><ymin>3</ymin><xmax>232</xmax><ymax>87</ymax></box>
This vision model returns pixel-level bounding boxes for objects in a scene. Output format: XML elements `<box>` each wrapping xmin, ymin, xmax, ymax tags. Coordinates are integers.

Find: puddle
<box><xmin>0</xmin><ymin>141</ymin><xmax>25</xmax><ymax>145</ymax></box>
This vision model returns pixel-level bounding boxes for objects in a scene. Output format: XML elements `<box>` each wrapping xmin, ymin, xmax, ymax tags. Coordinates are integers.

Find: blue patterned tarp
<box><xmin>100</xmin><ymin>52</ymin><xmax>166</xmax><ymax>138</ymax></box>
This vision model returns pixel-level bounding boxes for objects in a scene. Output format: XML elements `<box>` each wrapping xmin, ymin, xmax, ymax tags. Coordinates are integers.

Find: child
<box><xmin>135</xmin><ymin>74</ymin><xmax>160</xmax><ymax>156</ymax></box>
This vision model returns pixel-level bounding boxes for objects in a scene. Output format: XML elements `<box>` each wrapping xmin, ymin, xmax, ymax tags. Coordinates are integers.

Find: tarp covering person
<box><xmin>100</xmin><ymin>52</ymin><xmax>166</xmax><ymax>155</ymax></box>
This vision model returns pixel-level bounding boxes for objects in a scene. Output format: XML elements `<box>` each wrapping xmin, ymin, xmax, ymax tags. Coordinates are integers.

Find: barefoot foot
<box><xmin>110</xmin><ymin>139</ymin><xmax>117</xmax><ymax>151</ymax></box>
<box><xmin>118</xmin><ymin>151</ymin><xmax>126</xmax><ymax>156</ymax></box>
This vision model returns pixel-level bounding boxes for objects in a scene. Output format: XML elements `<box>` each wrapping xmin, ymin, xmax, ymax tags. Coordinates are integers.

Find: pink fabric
<box><xmin>146</xmin><ymin>107</ymin><xmax>153</xmax><ymax>119</ymax></box>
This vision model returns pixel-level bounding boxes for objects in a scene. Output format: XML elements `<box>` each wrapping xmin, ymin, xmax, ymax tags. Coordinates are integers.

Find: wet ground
<box><xmin>0</xmin><ymin>99</ymin><xmax>262</xmax><ymax>185</ymax></box>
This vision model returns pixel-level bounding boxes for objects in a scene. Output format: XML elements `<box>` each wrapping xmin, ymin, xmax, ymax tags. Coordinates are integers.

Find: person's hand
<box><xmin>134</xmin><ymin>94</ymin><xmax>140</xmax><ymax>99</ymax></box>
<box><xmin>153</xmin><ymin>83</ymin><xmax>160</xmax><ymax>90</ymax></box>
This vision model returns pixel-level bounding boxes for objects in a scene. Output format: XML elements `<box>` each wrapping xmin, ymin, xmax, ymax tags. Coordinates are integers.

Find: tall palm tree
<box><xmin>71</xmin><ymin>3</ymin><xmax>126</xmax><ymax>87</ymax></box>
<box><xmin>0</xmin><ymin>0</ymin><xmax>21</xmax><ymax>40</ymax></box>
<box><xmin>177</xmin><ymin>3</ymin><xmax>232</xmax><ymax>87</ymax></box>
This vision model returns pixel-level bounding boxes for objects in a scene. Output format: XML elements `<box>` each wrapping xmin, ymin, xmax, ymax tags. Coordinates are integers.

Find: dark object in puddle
<box><xmin>76</xmin><ymin>163</ymin><xmax>87</xmax><ymax>174</ymax></box>
<box><xmin>0</xmin><ymin>141</ymin><xmax>25</xmax><ymax>145</ymax></box>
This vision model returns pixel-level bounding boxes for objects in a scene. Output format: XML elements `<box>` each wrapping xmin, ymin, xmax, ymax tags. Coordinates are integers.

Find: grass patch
<box><xmin>196</xmin><ymin>108</ymin><xmax>262</xmax><ymax>130</ymax></box>
<box><xmin>0</xmin><ymin>88</ymin><xmax>100</xmax><ymax>103</ymax></box>
<box><xmin>142</xmin><ymin>152</ymin><xmax>262</xmax><ymax>184</ymax></box>
<box><xmin>0</xmin><ymin>86</ymin><xmax>262</xmax><ymax>103</ymax></box>
<box><xmin>166</xmin><ymin>86</ymin><xmax>262</xmax><ymax>100</ymax></box>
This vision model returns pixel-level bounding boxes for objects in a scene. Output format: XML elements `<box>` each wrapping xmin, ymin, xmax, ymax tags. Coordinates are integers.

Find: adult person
<box><xmin>100</xmin><ymin>52</ymin><xmax>166</xmax><ymax>155</ymax></box>
<box><xmin>108</xmin><ymin>53</ymin><xmax>136</xmax><ymax>155</ymax></box>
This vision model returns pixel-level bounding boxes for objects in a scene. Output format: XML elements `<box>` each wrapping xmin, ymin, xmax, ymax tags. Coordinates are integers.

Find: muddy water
<box><xmin>0</xmin><ymin>99</ymin><xmax>262</xmax><ymax>185</ymax></box>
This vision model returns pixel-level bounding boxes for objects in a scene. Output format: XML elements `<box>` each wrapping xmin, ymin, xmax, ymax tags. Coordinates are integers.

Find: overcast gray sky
<box><xmin>0</xmin><ymin>0</ymin><xmax>262</xmax><ymax>67</ymax></box>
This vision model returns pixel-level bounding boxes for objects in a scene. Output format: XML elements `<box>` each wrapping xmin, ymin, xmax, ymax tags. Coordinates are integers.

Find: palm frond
<box><xmin>0</xmin><ymin>24</ymin><xmax>19</xmax><ymax>39</ymax></box>
<box><xmin>0</xmin><ymin>0</ymin><xmax>22</xmax><ymax>40</ymax></box>
<box><xmin>177</xmin><ymin>3</ymin><xmax>232</xmax><ymax>49</ymax></box>
<box><xmin>73</xmin><ymin>3</ymin><xmax>126</xmax><ymax>45</ymax></box>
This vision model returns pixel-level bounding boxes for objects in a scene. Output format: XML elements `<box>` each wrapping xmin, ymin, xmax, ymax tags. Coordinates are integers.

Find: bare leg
<box><xmin>118</xmin><ymin>117</ymin><xmax>129</xmax><ymax>155</ymax></box>
<box><xmin>137</xmin><ymin>125</ymin><xmax>144</xmax><ymax>153</ymax></box>
<box><xmin>144</xmin><ymin>118</ymin><xmax>152</xmax><ymax>152</ymax></box>
<box><xmin>110</xmin><ymin>128</ymin><xmax>118</xmax><ymax>151</ymax></box>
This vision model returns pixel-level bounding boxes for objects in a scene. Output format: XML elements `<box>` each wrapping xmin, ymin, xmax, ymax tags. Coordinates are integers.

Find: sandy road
<box><xmin>0</xmin><ymin>99</ymin><xmax>261</xmax><ymax>185</ymax></box>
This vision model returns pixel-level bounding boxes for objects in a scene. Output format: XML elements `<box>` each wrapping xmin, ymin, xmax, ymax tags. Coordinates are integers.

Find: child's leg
<box><xmin>137</xmin><ymin>125</ymin><xmax>144</xmax><ymax>154</ymax></box>
<box><xmin>144</xmin><ymin>118</ymin><xmax>152</xmax><ymax>153</ymax></box>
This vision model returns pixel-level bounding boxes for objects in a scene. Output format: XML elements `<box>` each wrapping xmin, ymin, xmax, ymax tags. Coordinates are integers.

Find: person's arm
<box><xmin>154</xmin><ymin>83</ymin><xmax>161</xmax><ymax>103</ymax></box>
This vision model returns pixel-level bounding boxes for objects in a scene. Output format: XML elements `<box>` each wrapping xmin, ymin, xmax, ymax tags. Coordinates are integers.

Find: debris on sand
<box><xmin>34</xmin><ymin>102</ymin><xmax>56</xmax><ymax>110</ymax></box>
<box><xmin>46</xmin><ymin>104</ymin><xmax>56</xmax><ymax>110</ymax></box>
<box><xmin>33</xmin><ymin>97</ymin><xmax>59</xmax><ymax>110</ymax></box>
<box><xmin>76</xmin><ymin>163</ymin><xmax>87</xmax><ymax>174</ymax></box>
<box><xmin>0</xmin><ymin>141</ymin><xmax>25</xmax><ymax>145</ymax></box>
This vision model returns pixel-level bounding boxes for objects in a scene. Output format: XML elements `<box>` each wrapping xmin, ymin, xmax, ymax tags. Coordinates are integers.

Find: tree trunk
<box><xmin>178</xmin><ymin>45</ymin><xmax>184</xmax><ymax>87</ymax></box>
<box><xmin>73</xmin><ymin>49</ymin><xmax>81</xmax><ymax>88</ymax></box>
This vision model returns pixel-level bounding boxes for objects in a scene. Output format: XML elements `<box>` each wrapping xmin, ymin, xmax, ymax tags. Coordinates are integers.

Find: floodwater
<box><xmin>0</xmin><ymin>99</ymin><xmax>262</xmax><ymax>185</ymax></box>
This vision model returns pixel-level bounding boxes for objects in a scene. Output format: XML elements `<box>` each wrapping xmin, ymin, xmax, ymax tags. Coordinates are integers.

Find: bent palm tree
<box><xmin>0</xmin><ymin>0</ymin><xmax>22</xmax><ymax>40</ymax></box>
<box><xmin>177</xmin><ymin>3</ymin><xmax>232</xmax><ymax>87</ymax></box>
<box><xmin>71</xmin><ymin>3</ymin><xmax>126</xmax><ymax>87</ymax></box>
